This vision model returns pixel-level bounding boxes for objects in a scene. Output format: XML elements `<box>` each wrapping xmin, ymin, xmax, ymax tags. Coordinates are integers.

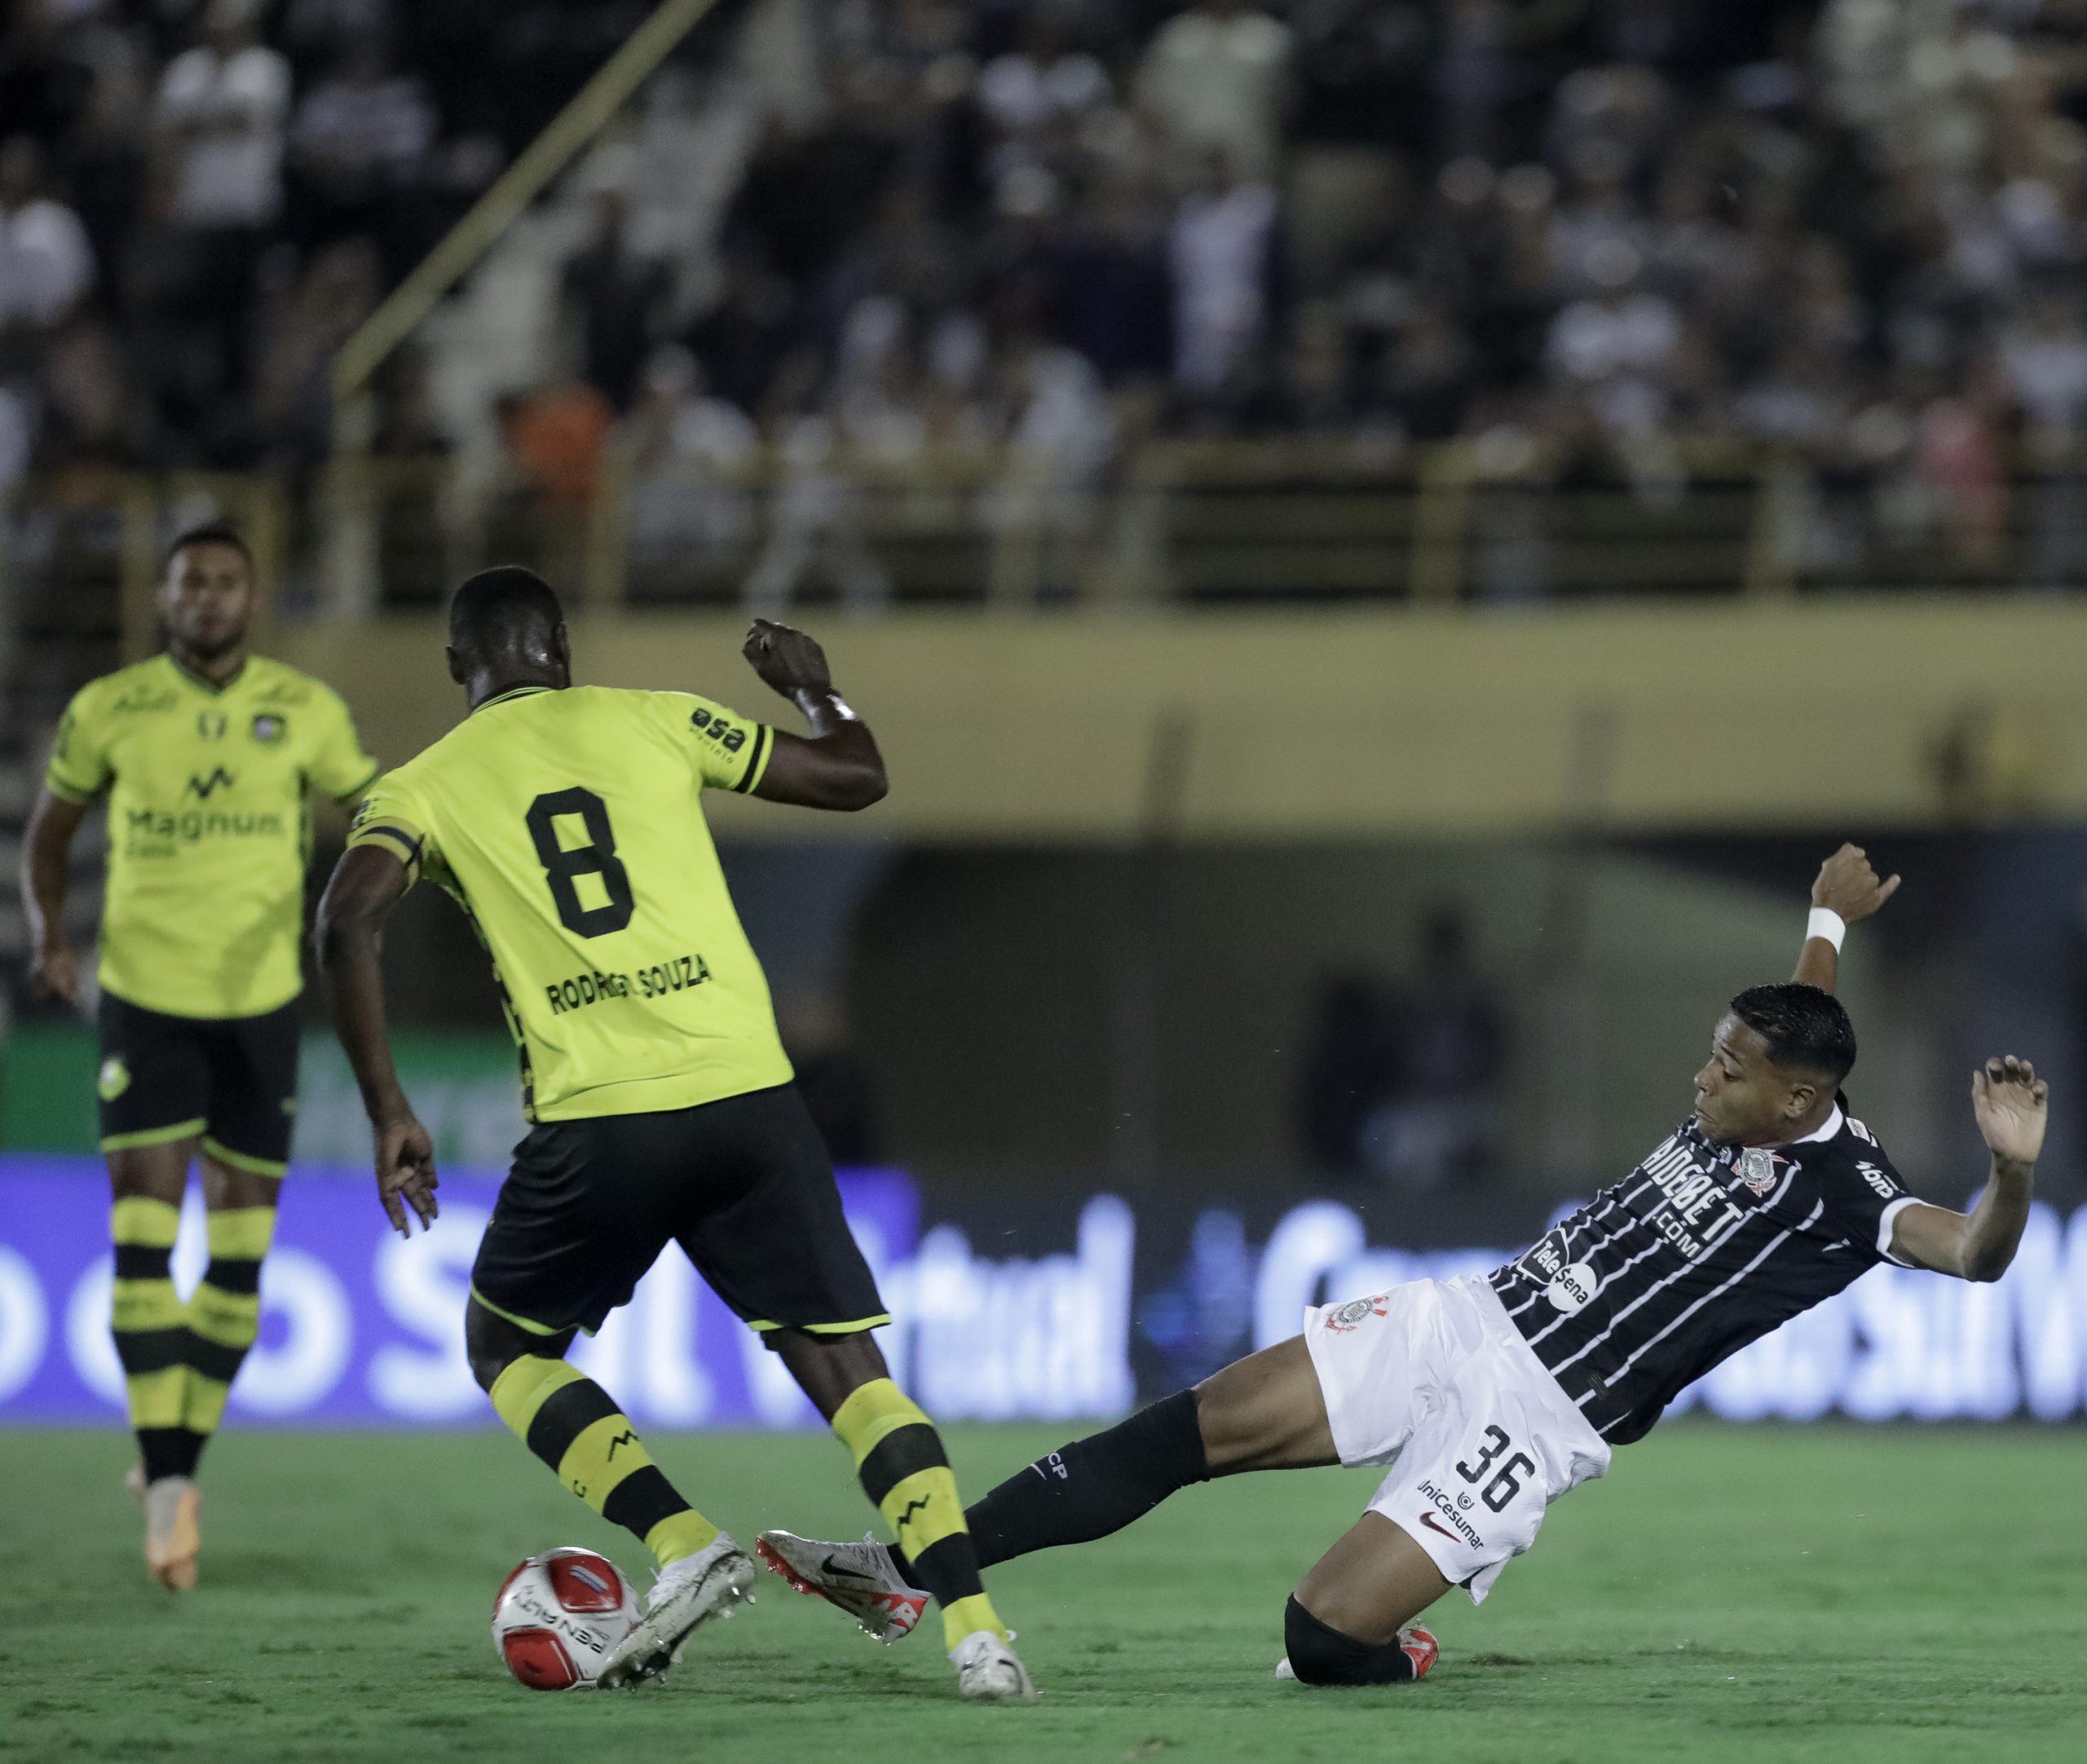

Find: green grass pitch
<box><xmin>2</xmin><ymin>1421</ymin><xmax>2081</xmax><ymax>1763</ymax></box>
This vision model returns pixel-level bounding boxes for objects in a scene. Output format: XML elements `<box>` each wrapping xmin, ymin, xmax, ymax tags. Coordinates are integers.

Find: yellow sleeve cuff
<box><xmin>43</xmin><ymin>774</ymin><xmax>96</xmax><ymax>805</ymax></box>
<box><xmin>730</xmin><ymin>723</ymin><xmax>774</xmax><ymax>796</ymax></box>
<box><xmin>346</xmin><ymin>818</ymin><xmax>426</xmax><ymax>879</ymax></box>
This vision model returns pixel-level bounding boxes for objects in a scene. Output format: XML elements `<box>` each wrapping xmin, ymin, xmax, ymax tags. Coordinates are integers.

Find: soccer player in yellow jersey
<box><xmin>20</xmin><ymin>522</ymin><xmax>381</xmax><ymax>1591</ymax></box>
<box><xmin>313</xmin><ymin>567</ymin><xmax>1031</xmax><ymax>1700</ymax></box>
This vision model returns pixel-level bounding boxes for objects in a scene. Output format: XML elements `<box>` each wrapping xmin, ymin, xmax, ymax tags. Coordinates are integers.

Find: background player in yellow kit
<box><xmin>312</xmin><ymin>567</ymin><xmax>1032</xmax><ymax>1700</ymax></box>
<box><xmin>20</xmin><ymin>523</ymin><xmax>381</xmax><ymax>1590</ymax></box>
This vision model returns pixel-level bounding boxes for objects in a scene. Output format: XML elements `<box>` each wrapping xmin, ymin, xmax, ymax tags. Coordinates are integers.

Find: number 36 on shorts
<box><xmin>1454</xmin><ymin>1424</ymin><xmax>1538</xmax><ymax>1513</ymax></box>
<box><xmin>1302</xmin><ymin>1275</ymin><xmax>1613</xmax><ymax>1604</ymax></box>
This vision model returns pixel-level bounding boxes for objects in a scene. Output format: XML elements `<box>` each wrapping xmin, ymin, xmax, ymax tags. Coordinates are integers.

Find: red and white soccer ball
<box><xmin>492</xmin><ymin>1547</ymin><xmax>641</xmax><ymax>1691</ymax></box>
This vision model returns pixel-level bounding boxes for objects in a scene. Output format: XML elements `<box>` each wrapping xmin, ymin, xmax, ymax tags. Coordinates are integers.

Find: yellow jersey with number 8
<box><xmin>347</xmin><ymin>684</ymin><xmax>792</xmax><ymax>1122</ymax></box>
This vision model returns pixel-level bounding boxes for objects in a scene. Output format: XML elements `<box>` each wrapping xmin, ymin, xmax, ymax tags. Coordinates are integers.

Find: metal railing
<box><xmin>7</xmin><ymin>440</ymin><xmax>2086</xmax><ymax>670</ymax></box>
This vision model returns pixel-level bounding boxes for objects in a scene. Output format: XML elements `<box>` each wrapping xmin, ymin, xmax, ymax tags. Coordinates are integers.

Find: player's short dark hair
<box><xmin>448</xmin><ymin>566</ymin><xmax>564</xmax><ymax>650</ymax></box>
<box><xmin>1729</xmin><ymin>982</ymin><xmax>1857</xmax><ymax>1086</ymax></box>
<box><xmin>161</xmin><ymin>521</ymin><xmax>254</xmax><ymax>578</ymax></box>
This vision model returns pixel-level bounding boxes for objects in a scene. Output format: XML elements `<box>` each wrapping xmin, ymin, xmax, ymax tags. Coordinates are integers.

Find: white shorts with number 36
<box><xmin>1303</xmin><ymin>1274</ymin><xmax>1612</xmax><ymax>1603</ymax></box>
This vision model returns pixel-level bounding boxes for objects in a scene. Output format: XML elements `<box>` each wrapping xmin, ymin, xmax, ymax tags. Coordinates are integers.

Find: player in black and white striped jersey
<box><xmin>1493</xmin><ymin>977</ymin><xmax>1921</xmax><ymax>1444</ymax></box>
<box><xmin>759</xmin><ymin>845</ymin><xmax>2051</xmax><ymax>1691</ymax></box>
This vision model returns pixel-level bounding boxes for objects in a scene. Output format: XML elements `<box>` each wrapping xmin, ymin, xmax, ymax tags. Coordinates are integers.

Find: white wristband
<box><xmin>1806</xmin><ymin>907</ymin><xmax>1847</xmax><ymax>952</ymax></box>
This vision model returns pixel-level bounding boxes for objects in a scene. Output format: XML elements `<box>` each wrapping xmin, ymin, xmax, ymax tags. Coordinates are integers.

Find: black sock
<box><xmin>889</xmin><ymin>1389</ymin><xmax>1210</xmax><ymax>1578</ymax></box>
<box><xmin>1282</xmin><ymin>1596</ymin><xmax>1419</xmax><ymax>1686</ymax></box>
<box><xmin>138</xmin><ymin>1426</ymin><xmax>205</xmax><ymax>1483</ymax></box>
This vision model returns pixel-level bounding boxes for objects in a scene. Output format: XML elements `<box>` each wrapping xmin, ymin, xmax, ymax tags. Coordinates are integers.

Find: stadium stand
<box><xmin>7</xmin><ymin>0</ymin><xmax>2087</xmax><ymax>695</ymax></box>
<box><xmin>15</xmin><ymin>0</ymin><xmax>2087</xmax><ymax>952</ymax></box>
<box><xmin>7</xmin><ymin>3</ymin><xmax>2087</xmax><ymax>475</ymax></box>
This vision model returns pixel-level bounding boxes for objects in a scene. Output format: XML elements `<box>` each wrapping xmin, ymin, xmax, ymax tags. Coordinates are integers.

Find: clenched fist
<box><xmin>743</xmin><ymin>619</ymin><xmax>832</xmax><ymax>702</ymax></box>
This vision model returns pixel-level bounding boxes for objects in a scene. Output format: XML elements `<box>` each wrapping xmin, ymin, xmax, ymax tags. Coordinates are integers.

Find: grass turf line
<box><xmin>0</xmin><ymin>1420</ymin><xmax>2081</xmax><ymax>1763</ymax></box>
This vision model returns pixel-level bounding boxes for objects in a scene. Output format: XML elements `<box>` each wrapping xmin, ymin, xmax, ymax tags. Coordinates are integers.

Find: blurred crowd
<box><xmin>0</xmin><ymin>0</ymin><xmax>651</xmax><ymax>478</ymax></box>
<box><xmin>14</xmin><ymin>0</ymin><xmax>2087</xmax><ymax>564</ymax></box>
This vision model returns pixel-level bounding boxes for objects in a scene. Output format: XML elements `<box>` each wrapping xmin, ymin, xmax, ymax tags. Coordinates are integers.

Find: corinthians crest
<box><xmin>1736</xmin><ymin>1147</ymin><xmax>1779</xmax><ymax>1195</ymax></box>
<box><xmin>1323</xmin><ymin>1295</ymin><xmax>1390</xmax><ymax>1334</ymax></box>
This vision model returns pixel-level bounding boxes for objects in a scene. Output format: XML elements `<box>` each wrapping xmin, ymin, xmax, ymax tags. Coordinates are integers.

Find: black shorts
<box><xmin>470</xmin><ymin>1083</ymin><xmax>888</xmax><ymax>1343</ymax></box>
<box><xmin>97</xmin><ymin>991</ymin><xmax>301</xmax><ymax>1176</ymax></box>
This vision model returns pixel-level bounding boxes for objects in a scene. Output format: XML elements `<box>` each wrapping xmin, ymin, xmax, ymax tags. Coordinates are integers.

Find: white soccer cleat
<box><xmin>596</xmin><ymin>1533</ymin><xmax>755</xmax><ymax>1689</ymax></box>
<box><xmin>951</xmin><ymin>1629</ymin><xmax>1037</xmax><ymax>1703</ymax></box>
<box><xmin>754</xmin><ymin>1529</ymin><xmax>929</xmax><ymax>1643</ymax></box>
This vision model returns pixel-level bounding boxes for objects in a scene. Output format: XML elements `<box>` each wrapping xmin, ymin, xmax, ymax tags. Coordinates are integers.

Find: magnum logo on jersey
<box><xmin>186</xmin><ymin>766</ymin><xmax>237</xmax><ymax>799</ymax></box>
<box><xmin>126</xmin><ymin>805</ymin><xmax>288</xmax><ymax>849</ymax></box>
<box><xmin>196</xmin><ymin>711</ymin><xmax>227</xmax><ymax>740</ymax></box>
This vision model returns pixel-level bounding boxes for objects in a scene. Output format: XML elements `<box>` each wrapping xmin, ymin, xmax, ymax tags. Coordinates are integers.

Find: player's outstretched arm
<box><xmin>315</xmin><ymin>845</ymin><xmax>439</xmax><ymax>1237</ymax></box>
<box><xmin>1794</xmin><ymin>843</ymin><xmax>1899</xmax><ymax>992</ymax></box>
<box><xmin>1890</xmin><ymin>1056</ymin><xmax>2046</xmax><ymax>1283</ymax></box>
<box><xmin>739</xmin><ymin>618</ymin><xmax>888</xmax><ymax>812</ymax></box>
<box><xmin>21</xmin><ymin>786</ymin><xmax>88</xmax><ymax>1005</ymax></box>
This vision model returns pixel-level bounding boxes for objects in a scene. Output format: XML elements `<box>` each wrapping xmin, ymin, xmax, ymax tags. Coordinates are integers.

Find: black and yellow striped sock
<box><xmin>180</xmin><ymin>1206</ymin><xmax>276</xmax><ymax>1452</ymax></box>
<box><xmin>832</xmin><ymin>1377</ymin><xmax>1005</xmax><ymax>1651</ymax></box>
<box><xmin>110</xmin><ymin>1197</ymin><xmax>203</xmax><ymax>1482</ymax></box>
<box><xmin>488</xmin><ymin>1356</ymin><xmax>720</xmax><ymax>1568</ymax></box>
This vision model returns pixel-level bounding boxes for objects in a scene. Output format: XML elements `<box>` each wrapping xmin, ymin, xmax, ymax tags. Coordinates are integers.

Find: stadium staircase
<box><xmin>419</xmin><ymin>60</ymin><xmax>761</xmax><ymax>456</ymax></box>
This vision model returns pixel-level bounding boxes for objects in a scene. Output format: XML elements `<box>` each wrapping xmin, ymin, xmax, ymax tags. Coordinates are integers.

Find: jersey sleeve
<box><xmin>668</xmin><ymin>692</ymin><xmax>775</xmax><ymax>795</ymax></box>
<box><xmin>43</xmin><ymin>685</ymin><xmax>111</xmax><ymax>803</ymax></box>
<box><xmin>346</xmin><ymin>773</ymin><xmax>436</xmax><ymax>884</ymax></box>
<box><xmin>1823</xmin><ymin>1117</ymin><xmax>1920</xmax><ymax>1267</ymax></box>
<box><xmin>306</xmin><ymin>684</ymin><xmax>383</xmax><ymax>805</ymax></box>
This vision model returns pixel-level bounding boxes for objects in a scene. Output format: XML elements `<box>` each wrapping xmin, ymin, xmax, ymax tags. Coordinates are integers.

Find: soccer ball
<box><xmin>492</xmin><ymin>1547</ymin><xmax>641</xmax><ymax>1690</ymax></box>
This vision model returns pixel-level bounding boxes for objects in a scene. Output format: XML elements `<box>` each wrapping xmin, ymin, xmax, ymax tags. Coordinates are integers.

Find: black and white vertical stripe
<box><xmin>1490</xmin><ymin>1115</ymin><xmax>1906</xmax><ymax>1445</ymax></box>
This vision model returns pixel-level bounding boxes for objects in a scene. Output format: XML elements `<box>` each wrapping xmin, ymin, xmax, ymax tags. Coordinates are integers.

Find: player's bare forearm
<box><xmin>764</xmin><ymin>695</ymin><xmax>886</xmax><ymax>809</ymax></box>
<box><xmin>742</xmin><ymin>618</ymin><xmax>888</xmax><ymax>810</ymax></box>
<box><xmin>1794</xmin><ymin>844</ymin><xmax>1900</xmax><ymax>991</ymax></box>
<box><xmin>316</xmin><ymin>846</ymin><xmax>439</xmax><ymax>1235</ymax></box>
<box><xmin>315</xmin><ymin>848</ymin><xmax>415</xmax><ymax>1125</ymax></box>
<box><xmin>1791</xmin><ymin>938</ymin><xmax>1838</xmax><ymax>991</ymax></box>
<box><xmin>1894</xmin><ymin>1157</ymin><xmax>2036</xmax><ymax>1283</ymax></box>
<box><xmin>22</xmin><ymin>788</ymin><xmax>87</xmax><ymax>1002</ymax></box>
<box><xmin>1958</xmin><ymin>1154</ymin><xmax>2036</xmax><ymax>1282</ymax></box>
